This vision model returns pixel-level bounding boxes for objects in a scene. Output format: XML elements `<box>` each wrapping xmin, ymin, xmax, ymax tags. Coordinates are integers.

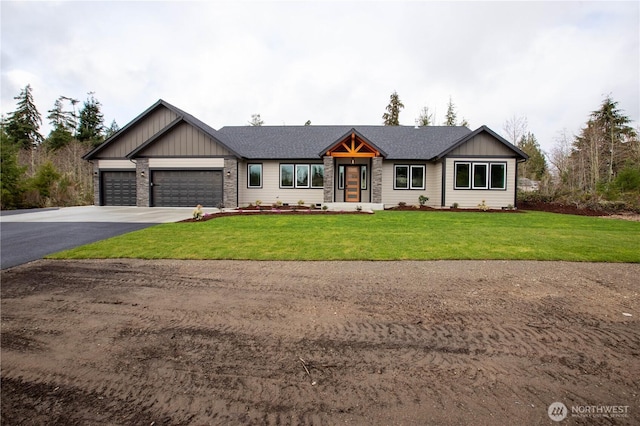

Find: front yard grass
<box><xmin>49</xmin><ymin>211</ymin><xmax>640</xmax><ymax>262</ymax></box>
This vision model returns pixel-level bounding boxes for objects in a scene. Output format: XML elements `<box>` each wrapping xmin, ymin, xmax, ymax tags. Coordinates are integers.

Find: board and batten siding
<box><xmin>137</xmin><ymin>122</ymin><xmax>232</xmax><ymax>157</ymax></box>
<box><xmin>97</xmin><ymin>106</ymin><xmax>179</xmax><ymax>158</ymax></box>
<box><xmin>444</xmin><ymin>157</ymin><xmax>517</xmax><ymax>208</ymax></box>
<box><xmin>447</xmin><ymin>133</ymin><xmax>515</xmax><ymax>156</ymax></box>
<box><xmin>238</xmin><ymin>161</ymin><xmax>324</xmax><ymax>207</ymax></box>
<box><xmin>380</xmin><ymin>162</ymin><xmax>440</xmax><ymax>208</ymax></box>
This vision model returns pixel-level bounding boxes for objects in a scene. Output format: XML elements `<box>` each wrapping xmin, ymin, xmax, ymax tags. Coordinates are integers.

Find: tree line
<box><xmin>1</xmin><ymin>84</ymin><xmax>117</xmax><ymax>209</ymax></box>
<box><xmin>382</xmin><ymin>91</ymin><xmax>639</xmax><ymax>211</ymax></box>
<box><xmin>2</xmin><ymin>86</ymin><xmax>638</xmax><ymax>211</ymax></box>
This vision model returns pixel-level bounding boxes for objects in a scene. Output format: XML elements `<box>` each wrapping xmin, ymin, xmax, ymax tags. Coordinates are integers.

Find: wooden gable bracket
<box><xmin>327</xmin><ymin>132</ymin><xmax>380</xmax><ymax>158</ymax></box>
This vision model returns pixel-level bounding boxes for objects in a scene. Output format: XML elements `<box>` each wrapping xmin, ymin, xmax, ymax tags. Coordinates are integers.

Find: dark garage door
<box><xmin>151</xmin><ymin>170</ymin><xmax>223</xmax><ymax>207</ymax></box>
<box><xmin>102</xmin><ymin>171</ymin><xmax>136</xmax><ymax>206</ymax></box>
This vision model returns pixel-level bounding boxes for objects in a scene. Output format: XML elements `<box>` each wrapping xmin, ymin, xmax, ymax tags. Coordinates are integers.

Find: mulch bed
<box><xmin>518</xmin><ymin>201</ymin><xmax>611</xmax><ymax>217</ymax></box>
<box><xmin>181</xmin><ymin>209</ymin><xmax>371</xmax><ymax>222</ymax></box>
<box><xmin>181</xmin><ymin>202</ymin><xmax>631</xmax><ymax>223</ymax></box>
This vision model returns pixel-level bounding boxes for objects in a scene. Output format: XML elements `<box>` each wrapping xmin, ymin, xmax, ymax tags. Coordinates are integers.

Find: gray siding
<box><xmin>137</xmin><ymin>122</ymin><xmax>232</xmax><ymax>157</ymax></box>
<box><xmin>97</xmin><ymin>106</ymin><xmax>178</xmax><ymax>158</ymax></box>
<box><xmin>449</xmin><ymin>133</ymin><xmax>515</xmax><ymax>157</ymax></box>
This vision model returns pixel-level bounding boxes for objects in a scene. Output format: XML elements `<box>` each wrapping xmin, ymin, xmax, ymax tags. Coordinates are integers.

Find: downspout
<box><xmin>440</xmin><ymin>157</ymin><xmax>447</xmax><ymax>207</ymax></box>
<box><xmin>236</xmin><ymin>158</ymin><xmax>240</xmax><ymax>208</ymax></box>
<box><xmin>515</xmin><ymin>158</ymin><xmax>524</xmax><ymax>208</ymax></box>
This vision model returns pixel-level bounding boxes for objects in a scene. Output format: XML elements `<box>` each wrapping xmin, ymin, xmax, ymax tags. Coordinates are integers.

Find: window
<box><xmin>247</xmin><ymin>164</ymin><xmax>262</xmax><ymax>188</ymax></box>
<box><xmin>296</xmin><ymin>165</ymin><xmax>309</xmax><ymax>187</ymax></box>
<box><xmin>394</xmin><ymin>165</ymin><xmax>409</xmax><ymax>189</ymax></box>
<box><xmin>394</xmin><ymin>165</ymin><xmax>425</xmax><ymax>189</ymax></box>
<box><xmin>455</xmin><ymin>163</ymin><xmax>471</xmax><ymax>189</ymax></box>
<box><xmin>338</xmin><ymin>165</ymin><xmax>345</xmax><ymax>190</ymax></box>
<box><xmin>281</xmin><ymin>163</ymin><xmax>324</xmax><ymax>189</ymax></box>
<box><xmin>361</xmin><ymin>166</ymin><xmax>367</xmax><ymax>190</ymax></box>
<box><xmin>472</xmin><ymin>163</ymin><xmax>488</xmax><ymax>189</ymax></box>
<box><xmin>490</xmin><ymin>163</ymin><xmax>506</xmax><ymax>189</ymax></box>
<box><xmin>411</xmin><ymin>165</ymin><xmax>425</xmax><ymax>189</ymax></box>
<box><xmin>311</xmin><ymin>164</ymin><xmax>324</xmax><ymax>188</ymax></box>
<box><xmin>280</xmin><ymin>164</ymin><xmax>294</xmax><ymax>188</ymax></box>
<box><xmin>454</xmin><ymin>161</ymin><xmax>507</xmax><ymax>190</ymax></box>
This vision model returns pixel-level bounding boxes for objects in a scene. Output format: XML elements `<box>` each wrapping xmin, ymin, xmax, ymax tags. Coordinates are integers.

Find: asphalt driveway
<box><xmin>0</xmin><ymin>206</ymin><xmax>195</xmax><ymax>269</ymax></box>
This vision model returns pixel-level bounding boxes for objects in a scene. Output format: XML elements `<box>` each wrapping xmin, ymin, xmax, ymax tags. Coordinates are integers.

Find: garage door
<box><xmin>102</xmin><ymin>171</ymin><xmax>136</xmax><ymax>206</ymax></box>
<box><xmin>151</xmin><ymin>170</ymin><xmax>223</xmax><ymax>207</ymax></box>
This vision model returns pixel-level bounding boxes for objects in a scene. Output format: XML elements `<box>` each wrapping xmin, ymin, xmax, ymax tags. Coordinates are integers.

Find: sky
<box><xmin>1</xmin><ymin>0</ymin><xmax>638</xmax><ymax>152</ymax></box>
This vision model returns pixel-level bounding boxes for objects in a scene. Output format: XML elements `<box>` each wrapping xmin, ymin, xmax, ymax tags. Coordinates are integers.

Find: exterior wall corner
<box><xmin>224</xmin><ymin>157</ymin><xmax>238</xmax><ymax>208</ymax></box>
<box><xmin>136</xmin><ymin>158</ymin><xmax>150</xmax><ymax>207</ymax></box>
<box><xmin>323</xmin><ymin>156</ymin><xmax>334</xmax><ymax>203</ymax></box>
<box><xmin>371</xmin><ymin>157</ymin><xmax>383</xmax><ymax>203</ymax></box>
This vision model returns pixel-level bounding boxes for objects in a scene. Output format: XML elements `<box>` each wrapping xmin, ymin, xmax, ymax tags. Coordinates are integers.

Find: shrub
<box><xmin>477</xmin><ymin>200</ymin><xmax>489</xmax><ymax>211</ymax></box>
<box><xmin>398</xmin><ymin>201</ymin><xmax>407</xmax><ymax>207</ymax></box>
<box><xmin>418</xmin><ymin>195</ymin><xmax>429</xmax><ymax>206</ymax></box>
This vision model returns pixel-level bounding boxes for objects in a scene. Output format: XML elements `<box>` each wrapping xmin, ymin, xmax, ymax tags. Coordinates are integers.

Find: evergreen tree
<box><xmin>517</xmin><ymin>132</ymin><xmax>547</xmax><ymax>180</ymax></box>
<box><xmin>45</xmin><ymin>98</ymin><xmax>75</xmax><ymax>151</ymax></box>
<box><xmin>77</xmin><ymin>92</ymin><xmax>105</xmax><ymax>146</ymax></box>
<box><xmin>0</xmin><ymin>118</ymin><xmax>26</xmax><ymax>208</ymax></box>
<box><xmin>5</xmin><ymin>84</ymin><xmax>44</xmax><ymax>150</ymax></box>
<box><xmin>443</xmin><ymin>96</ymin><xmax>457</xmax><ymax>126</ymax></box>
<box><xmin>382</xmin><ymin>91</ymin><xmax>404</xmax><ymax>126</ymax></box>
<box><xmin>105</xmin><ymin>119</ymin><xmax>120</xmax><ymax>138</ymax></box>
<box><xmin>416</xmin><ymin>107</ymin><xmax>433</xmax><ymax>126</ymax></box>
<box><xmin>571</xmin><ymin>95</ymin><xmax>637</xmax><ymax>190</ymax></box>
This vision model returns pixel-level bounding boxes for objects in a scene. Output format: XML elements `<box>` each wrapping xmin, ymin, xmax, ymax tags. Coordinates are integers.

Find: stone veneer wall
<box><xmin>323</xmin><ymin>156</ymin><xmax>334</xmax><ymax>203</ymax></box>
<box><xmin>136</xmin><ymin>158</ymin><xmax>150</xmax><ymax>207</ymax></box>
<box><xmin>93</xmin><ymin>163</ymin><xmax>100</xmax><ymax>205</ymax></box>
<box><xmin>371</xmin><ymin>157</ymin><xmax>382</xmax><ymax>203</ymax></box>
<box><xmin>224</xmin><ymin>157</ymin><xmax>238</xmax><ymax>208</ymax></box>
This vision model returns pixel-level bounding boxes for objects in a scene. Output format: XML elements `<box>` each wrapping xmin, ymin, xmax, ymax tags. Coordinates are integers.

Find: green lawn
<box><xmin>49</xmin><ymin>211</ymin><xmax>640</xmax><ymax>262</ymax></box>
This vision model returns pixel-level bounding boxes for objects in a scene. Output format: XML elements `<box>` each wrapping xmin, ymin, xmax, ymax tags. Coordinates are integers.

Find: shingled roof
<box><xmin>84</xmin><ymin>99</ymin><xmax>526</xmax><ymax>161</ymax></box>
<box><xmin>218</xmin><ymin>125</ymin><xmax>474</xmax><ymax>160</ymax></box>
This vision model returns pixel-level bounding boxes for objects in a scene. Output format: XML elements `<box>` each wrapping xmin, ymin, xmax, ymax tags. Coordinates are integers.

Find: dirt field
<box><xmin>1</xmin><ymin>259</ymin><xmax>638</xmax><ymax>425</ymax></box>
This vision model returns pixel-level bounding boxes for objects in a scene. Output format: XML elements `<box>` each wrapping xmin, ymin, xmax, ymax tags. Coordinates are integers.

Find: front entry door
<box><xmin>345</xmin><ymin>166</ymin><xmax>360</xmax><ymax>202</ymax></box>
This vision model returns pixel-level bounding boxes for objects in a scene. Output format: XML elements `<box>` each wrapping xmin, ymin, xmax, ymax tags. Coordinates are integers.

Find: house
<box><xmin>83</xmin><ymin>99</ymin><xmax>528</xmax><ymax>210</ymax></box>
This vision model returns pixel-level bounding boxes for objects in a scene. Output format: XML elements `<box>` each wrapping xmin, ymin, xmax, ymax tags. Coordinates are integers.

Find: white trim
<box><xmin>394</xmin><ymin>165</ymin><xmax>409</xmax><ymax>189</ymax></box>
<box><xmin>472</xmin><ymin>163</ymin><xmax>489</xmax><ymax>189</ymax></box>
<box><xmin>295</xmin><ymin>164</ymin><xmax>310</xmax><ymax>188</ymax></box>
<box><xmin>410</xmin><ymin>165</ymin><xmax>425</xmax><ymax>190</ymax></box>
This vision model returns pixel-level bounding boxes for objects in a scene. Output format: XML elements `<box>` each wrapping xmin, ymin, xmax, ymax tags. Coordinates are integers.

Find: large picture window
<box><xmin>311</xmin><ymin>164</ymin><xmax>324</xmax><ymax>188</ymax></box>
<box><xmin>247</xmin><ymin>164</ymin><xmax>262</xmax><ymax>188</ymax></box>
<box><xmin>394</xmin><ymin>165</ymin><xmax>425</xmax><ymax>189</ymax></box>
<box><xmin>280</xmin><ymin>164</ymin><xmax>294</xmax><ymax>188</ymax></box>
<box><xmin>455</xmin><ymin>161</ymin><xmax>507</xmax><ymax>190</ymax></box>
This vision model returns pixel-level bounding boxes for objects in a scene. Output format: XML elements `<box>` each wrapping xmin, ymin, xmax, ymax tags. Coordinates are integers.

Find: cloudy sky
<box><xmin>1</xmin><ymin>0</ymin><xmax>638</xmax><ymax>151</ymax></box>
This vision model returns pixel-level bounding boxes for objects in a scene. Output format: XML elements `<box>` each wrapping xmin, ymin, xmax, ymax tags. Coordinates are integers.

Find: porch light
<box><xmin>226</xmin><ymin>170</ymin><xmax>231</xmax><ymax>177</ymax></box>
<box><xmin>140</xmin><ymin>171</ymin><xmax>145</xmax><ymax>178</ymax></box>
<box><xmin>351</xmin><ymin>158</ymin><xmax>355</xmax><ymax>164</ymax></box>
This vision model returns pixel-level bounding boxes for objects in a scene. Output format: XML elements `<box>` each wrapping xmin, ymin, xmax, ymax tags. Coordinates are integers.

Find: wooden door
<box><xmin>345</xmin><ymin>166</ymin><xmax>360</xmax><ymax>202</ymax></box>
